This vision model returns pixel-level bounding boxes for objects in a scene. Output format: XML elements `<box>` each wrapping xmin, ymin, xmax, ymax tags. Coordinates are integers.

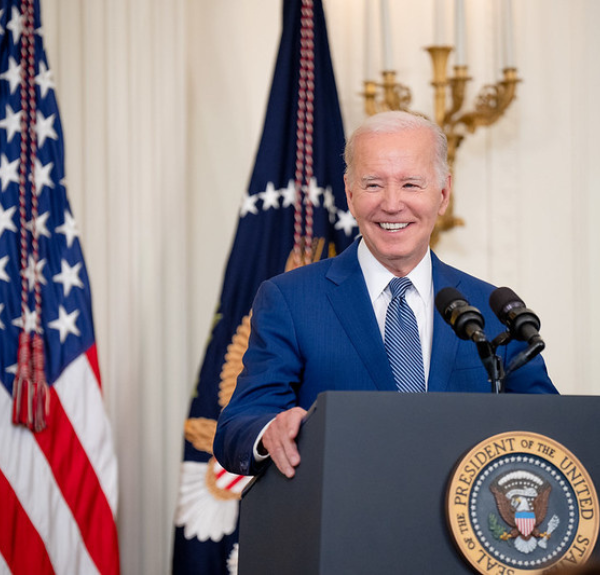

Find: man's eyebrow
<box><xmin>358</xmin><ymin>175</ymin><xmax>428</xmax><ymax>185</ymax></box>
<box><xmin>359</xmin><ymin>176</ymin><xmax>382</xmax><ymax>186</ymax></box>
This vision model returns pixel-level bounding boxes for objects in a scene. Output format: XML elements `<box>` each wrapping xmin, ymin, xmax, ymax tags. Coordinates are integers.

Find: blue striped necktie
<box><xmin>384</xmin><ymin>277</ymin><xmax>426</xmax><ymax>393</ymax></box>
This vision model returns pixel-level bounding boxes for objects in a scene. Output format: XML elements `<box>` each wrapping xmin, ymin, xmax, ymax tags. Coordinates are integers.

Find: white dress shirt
<box><xmin>356</xmin><ymin>239</ymin><xmax>434</xmax><ymax>387</ymax></box>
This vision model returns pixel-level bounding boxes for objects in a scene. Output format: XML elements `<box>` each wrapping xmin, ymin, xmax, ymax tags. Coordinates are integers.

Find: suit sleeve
<box><xmin>213</xmin><ymin>279</ymin><xmax>303</xmax><ymax>475</ymax></box>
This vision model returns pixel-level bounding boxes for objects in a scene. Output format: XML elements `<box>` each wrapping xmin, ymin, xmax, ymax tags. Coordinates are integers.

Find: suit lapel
<box><xmin>428</xmin><ymin>252</ymin><xmax>462</xmax><ymax>392</ymax></box>
<box><xmin>325</xmin><ymin>243</ymin><xmax>397</xmax><ymax>392</ymax></box>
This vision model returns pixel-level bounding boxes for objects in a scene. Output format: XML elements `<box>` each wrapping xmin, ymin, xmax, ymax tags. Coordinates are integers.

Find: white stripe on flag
<box><xmin>0</xmin><ymin>385</ymin><xmax>99</xmax><ymax>574</ymax></box>
<box><xmin>54</xmin><ymin>353</ymin><xmax>118</xmax><ymax>514</ymax></box>
<box><xmin>0</xmin><ymin>547</ymin><xmax>9</xmax><ymax>574</ymax></box>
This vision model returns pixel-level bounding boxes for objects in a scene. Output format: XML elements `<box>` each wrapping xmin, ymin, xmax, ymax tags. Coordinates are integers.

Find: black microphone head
<box><xmin>489</xmin><ymin>287</ymin><xmax>524</xmax><ymax>323</ymax></box>
<box><xmin>489</xmin><ymin>286</ymin><xmax>542</xmax><ymax>344</ymax></box>
<box><xmin>435</xmin><ymin>287</ymin><xmax>485</xmax><ymax>340</ymax></box>
<box><xmin>435</xmin><ymin>287</ymin><xmax>467</xmax><ymax>319</ymax></box>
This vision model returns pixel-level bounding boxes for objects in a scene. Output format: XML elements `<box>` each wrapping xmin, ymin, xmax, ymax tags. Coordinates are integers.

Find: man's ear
<box><xmin>438</xmin><ymin>173</ymin><xmax>452</xmax><ymax>215</ymax></box>
<box><xmin>344</xmin><ymin>174</ymin><xmax>355</xmax><ymax>216</ymax></box>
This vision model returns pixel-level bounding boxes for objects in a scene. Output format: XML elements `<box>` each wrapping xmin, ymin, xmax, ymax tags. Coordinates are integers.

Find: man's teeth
<box><xmin>379</xmin><ymin>222</ymin><xmax>408</xmax><ymax>231</ymax></box>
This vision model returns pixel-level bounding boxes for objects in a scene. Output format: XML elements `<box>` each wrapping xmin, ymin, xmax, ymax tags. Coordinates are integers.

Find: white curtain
<box><xmin>40</xmin><ymin>0</ymin><xmax>600</xmax><ymax>572</ymax></box>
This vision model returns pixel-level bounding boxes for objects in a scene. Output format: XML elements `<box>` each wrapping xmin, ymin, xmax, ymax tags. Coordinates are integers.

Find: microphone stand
<box><xmin>504</xmin><ymin>337</ymin><xmax>545</xmax><ymax>376</ymax></box>
<box><xmin>482</xmin><ymin>332</ymin><xmax>545</xmax><ymax>393</ymax></box>
<box><xmin>473</xmin><ymin>332</ymin><xmax>506</xmax><ymax>394</ymax></box>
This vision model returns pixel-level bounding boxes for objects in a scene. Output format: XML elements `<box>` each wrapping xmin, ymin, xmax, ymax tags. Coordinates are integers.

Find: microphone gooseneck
<box><xmin>435</xmin><ymin>287</ymin><xmax>504</xmax><ymax>393</ymax></box>
<box><xmin>489</xmin><ymin>287</ymin><xmax>546</xmax><ymax>375</ymax></box>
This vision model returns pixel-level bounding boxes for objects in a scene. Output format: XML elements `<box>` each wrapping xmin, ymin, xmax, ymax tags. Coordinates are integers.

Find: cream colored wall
<box><xmin>40</xmin><ymin>0</ymin><xmax>600</xmax><ymax>573</ymax></box>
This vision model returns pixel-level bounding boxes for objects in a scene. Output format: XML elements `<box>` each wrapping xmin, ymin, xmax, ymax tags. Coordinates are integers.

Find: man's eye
<box><xmin>365</xmin><ymin>183</ymin><xmax>381</xmax><ymax>191</ymax></box>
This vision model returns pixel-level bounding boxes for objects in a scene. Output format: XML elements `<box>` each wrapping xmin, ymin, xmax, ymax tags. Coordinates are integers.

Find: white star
<box><xmin>26</xmin><ymin>211</ymin><xmax>51</xmax><ymax>238</ymax></box>
<box><xmin>53</xmin><ymin>260</ymin><xmax>83</xmax><ymax>297</ymax></box>
<box><xmin>0</xmin><ymin>204</ymin><xmax>17</xmax><ymax>238</ymax></box>
<box><xmin>0</xmin><ymin>303</ymin><xmax>4</xmax><ymax>330</ymax></box>
<box><xmin>239</xmin><ymin>191</ymin><xmax>258</xmax><ymax>217</ymax></box>
<box><xmin>22</xmin><ymin>255</ymin><xmax>47</xmax><ymax>291</ymax></box>
<box><xmin>48</xmin><ymin>305</ymin><xmax>80</xmax><ymax>343</ymax></box>
<box><xmin>281</xmin><ymin>180</ymin><xmax>298</xmax><ymax>208</ymax></box>
<box><xmin>0</xmin><ymin>255</ymin><xmax>9</xmax><ymax>282</ymax></box>
<box><xmin>335</xmin><ymin>209</ymin><xmax>358</xmax><ymax>236</ymax></box>
<box><xmin>0</xmin><ymin>105</ymin><xmax>22</xmax><ymax>143</ymax></box>
<box><xmin>323</xmin><ymin>187</ymin><xmax>337</xmax><ymax>223</ymax></box>
<box><xmin>7</xmin><ymin>7</ymin><xmax>23</xmax><ymax>44</ymax></box>
<box><xmin>35</xmin><ymin>111</ymin><xmax>58</xmax><ymax>148</ymax></box>
<box><xmin>55</xmin><ymin>210</ymin><xmax>80</xmax><ymax>248</ymax></box>
<box><xmin>259</xmin><ymin>182</ymin><xmax>280</xmax><ymax>210</ymax></box>
<box><xmin>34</xmin><ymin>158</ymin><xmax>54</xmax><ymax>195</ymax></box>
<box><xmin>306</xmin><ymin>178</ymin><xmax>322</xmax><ymax>207</ymax></box>
<box><xmin>0</xmin><ymin>10</ymin><xmax>4</xmax><ymax>36</ymax></box>
<box><xmin>0</xmin><ymin>57</ymin><xmax>22</xmax><ymax>95</ymax></box>
<box><xmin>322</xmin><ymin>186</ymin><xmax>335</xmax><ymax>212</ymax></box>
<box><xmin>35</xmin><ymin>61</ymin><xmax>55</xmax><ymax>98</ymax></box>
<box><xmin>12</xmin><ymin>304</ymin><xmax>40</xmax><ymax>334</ymax></box>
<box><xmin>0</xmin><ymin>154</ymin><xmax>19</xmax><ymax>192</ymax></box>
<box><xmin>6</xmin><ymin>364</ymin><xmax>17</xmax><ymax>376</ymax></box>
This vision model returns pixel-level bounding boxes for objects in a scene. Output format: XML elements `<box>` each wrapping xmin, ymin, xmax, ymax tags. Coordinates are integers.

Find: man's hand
<box><xmin>260</xmin><ymin>407</ymin><xmax>307</xmax><ymax>478</ymax></box>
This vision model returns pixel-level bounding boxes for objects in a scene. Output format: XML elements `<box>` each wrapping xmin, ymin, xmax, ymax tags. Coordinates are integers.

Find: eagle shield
<box><xmin>490</xmin><ymin>470</ymin><xmax>551</xmax><ymax>545</ymax></box>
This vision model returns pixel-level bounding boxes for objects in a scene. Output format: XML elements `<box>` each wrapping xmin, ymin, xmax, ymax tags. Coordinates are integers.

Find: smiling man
<box><xmin>213</xmin><ymin>111</ymin><xmax>557</xmax><ymax>479</ymax></box>
<box><xmin>344</xmin><ymin>115</ymin><xmax>449</xmax><ymax>277</ymax></box>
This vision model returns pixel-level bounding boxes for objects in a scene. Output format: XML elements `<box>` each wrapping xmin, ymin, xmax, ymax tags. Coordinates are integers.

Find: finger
<box><xmin>282</xmin><ymin>407</ymin><xmax>307</xmax><ymax>440</ymax></box>
<box><xmin>263</xmin><ymin>408</ymin><xmax>306</xmax><ymax>478</ymax></box>
<box><xmin>262</xmin><ymin>423</ymin><xmax>299</xmax><ymax>477</ymax></box>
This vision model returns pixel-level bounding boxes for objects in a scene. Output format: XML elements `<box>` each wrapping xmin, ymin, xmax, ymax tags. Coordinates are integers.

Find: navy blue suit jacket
<box><xmin>213</xmin><ymin>241</ymin><xmax>557</xmax><ymax>475</ymax></box>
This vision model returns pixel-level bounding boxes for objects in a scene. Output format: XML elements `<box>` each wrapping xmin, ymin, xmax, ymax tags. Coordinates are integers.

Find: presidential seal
<box><xmin>447</xmin><ymin>431</ymin><xmax>599</xmax><ymax>574</ymax></box>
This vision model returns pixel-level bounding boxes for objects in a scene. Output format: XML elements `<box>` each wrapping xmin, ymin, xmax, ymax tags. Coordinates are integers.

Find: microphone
<box><xmin>489</xmin><ymin>287</ymin><xmax>544</xmax><ymax>346</ymax></box>
<box><xmin>436</xmin><ymin>287</ymin><xmax>505</xmax><ymax>392</ymax></box>
<box><xmin>435</xmin><ymin>287</ymin><xmax>487</xmax><ymax>343</ymax></box>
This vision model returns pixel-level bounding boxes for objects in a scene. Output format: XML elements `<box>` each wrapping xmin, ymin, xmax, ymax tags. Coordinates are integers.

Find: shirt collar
<box><xmin>357</xmin><ymin>238</ymin><xmax>432</xmax><ymax>303</ymax></box>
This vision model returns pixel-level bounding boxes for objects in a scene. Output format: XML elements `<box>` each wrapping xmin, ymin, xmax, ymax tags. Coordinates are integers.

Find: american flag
<box><xmin>171</xmin><ymin>0</ymin><xmax>356</xmax><ymax>573</ymax></box>
<box><xmin>0</xmin><ymin>1</ymin><xmax>120</xmax><ymax>573</ymax></box>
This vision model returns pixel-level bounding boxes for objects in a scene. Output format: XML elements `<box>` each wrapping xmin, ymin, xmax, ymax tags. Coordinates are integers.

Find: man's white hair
<box><xmin>344</xmin><ymin>110</ymin><xmax>449</xmax><ymax>188</ymax></box>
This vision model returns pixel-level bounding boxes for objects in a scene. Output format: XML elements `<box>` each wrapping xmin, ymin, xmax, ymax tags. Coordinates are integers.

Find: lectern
<box><xmin>239</xmin><ymin>392</ymin><xmax>600</xmax><ymax>574</ymax></box>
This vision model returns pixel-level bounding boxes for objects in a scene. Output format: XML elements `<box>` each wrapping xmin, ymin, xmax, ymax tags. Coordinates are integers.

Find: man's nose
<box><xmin>380</xmin><ymin>186</ymin><xmax>406</xmax><ymax>211</ymax></box>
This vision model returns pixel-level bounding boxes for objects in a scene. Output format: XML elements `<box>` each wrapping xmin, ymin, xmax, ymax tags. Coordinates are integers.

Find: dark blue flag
<box><xmin>172</xmin><ymin>0</ymin><xmax>357</xmax><ymax>572</ymax></box>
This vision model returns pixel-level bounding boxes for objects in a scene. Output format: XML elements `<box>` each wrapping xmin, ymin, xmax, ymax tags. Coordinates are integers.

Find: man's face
<box><xmin>344</xmin><ymin>127</ymin><xmax>450</xmax><ymax>276</ymax></box>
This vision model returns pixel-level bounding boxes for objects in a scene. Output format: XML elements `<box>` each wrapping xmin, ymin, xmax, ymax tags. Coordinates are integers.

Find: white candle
<box><xmin>380</xmin><ymin>0</ymin><xmax>393</xmax><ymax>70</ymax></box>
<box><xmin>502</xmin><ymin>0</ymin><xmax>515</xmax><ymax>68</ymax></box>
<box><xmin>454</xmin><ymin>0</ymin><xmax>466</xmax><ymax>65</ymax></box>
<box><xmin>364</xmin><ymin>0</ymin><xmax>374</xmax><ymax>79</ymax></box>
<box><xmin>434</xmin><ymin>0</ymin><xmax>446</xmax><ymax>45</ymax></box>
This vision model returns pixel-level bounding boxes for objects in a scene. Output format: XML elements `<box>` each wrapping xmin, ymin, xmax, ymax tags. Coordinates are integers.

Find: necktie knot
<box><xmin>389</xmin><ymin>276</ymin><xmax>412</xmax><ymax>300</ymax></box>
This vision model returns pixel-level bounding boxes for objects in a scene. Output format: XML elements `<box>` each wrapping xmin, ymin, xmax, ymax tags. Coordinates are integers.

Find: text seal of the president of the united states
<box><xmin>447</xmin><ymin>431</ymin><xmax>599</xmax><ymax>574</ymax></box>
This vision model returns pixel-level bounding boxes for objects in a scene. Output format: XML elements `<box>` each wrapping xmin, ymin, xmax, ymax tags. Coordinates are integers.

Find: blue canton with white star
<box><xmin>0</xmin><ymin>1</ymin><xmax>95</xmax><ymax>394</ymax></box>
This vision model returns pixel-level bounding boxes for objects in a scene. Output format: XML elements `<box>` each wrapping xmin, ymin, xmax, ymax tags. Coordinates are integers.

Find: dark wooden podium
<box><xmin>238</xmin><ymin>392</ymin><xmax>600</xmax><ymax>574</ymax></box>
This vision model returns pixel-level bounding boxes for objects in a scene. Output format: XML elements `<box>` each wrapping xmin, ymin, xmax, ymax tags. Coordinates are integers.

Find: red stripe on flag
<box><xmin>86</xmin><ymin>344</ymin><xmax>103</xmax><ymax>390</ymax></box>
<box><xmin>35</xmin><ymin>387</ymin><xmax>120</xmax><ymax>575</ymax></box>
<box><xmin>0</xmin><ymin>469</ymin><xmax>55</xmax><ymax>575</ymax></box>
<box><xmin>225</xmin><ymin>475</ymin><xmax>246</xmax><ymax>491</ymax></box>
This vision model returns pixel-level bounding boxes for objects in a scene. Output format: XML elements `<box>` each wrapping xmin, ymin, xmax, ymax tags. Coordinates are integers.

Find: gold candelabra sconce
<box><xmin>363</xmin><ymin>46</ymin><xmax>520</xmax><ymax>247</ymax></box>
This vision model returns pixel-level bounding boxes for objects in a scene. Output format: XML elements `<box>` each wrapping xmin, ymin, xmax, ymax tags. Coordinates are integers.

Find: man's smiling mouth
<box><xmin>379</xmin><ymin>222</ymin><xmax>409</xmax><ymax>231</ymax></box>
